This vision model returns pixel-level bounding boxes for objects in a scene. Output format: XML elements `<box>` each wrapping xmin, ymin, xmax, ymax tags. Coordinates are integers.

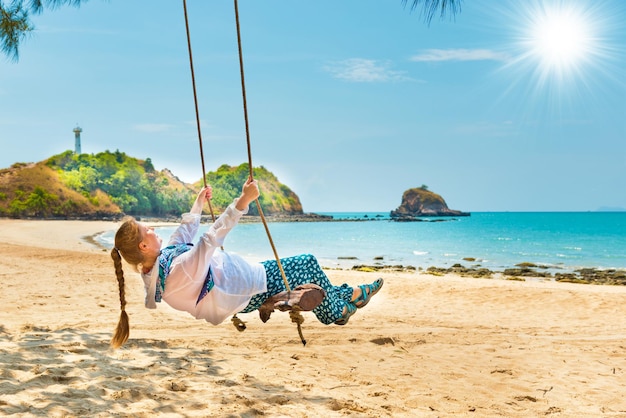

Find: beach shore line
<box><xmin>83</xmin><ymin>218</ymin><xmax>626</xmax><ymax>286</ymax></box>
<box><xmin>1</xmin><ymin>218</ymin><xmax>625</xmax><ymax>417</ymax></box>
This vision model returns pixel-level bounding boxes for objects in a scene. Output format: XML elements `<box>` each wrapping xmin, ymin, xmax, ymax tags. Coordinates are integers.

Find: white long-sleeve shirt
<box><xmin>141</xmin><ymin>199</ymin><xmax>267</xmax><ymax>325</ymax></box>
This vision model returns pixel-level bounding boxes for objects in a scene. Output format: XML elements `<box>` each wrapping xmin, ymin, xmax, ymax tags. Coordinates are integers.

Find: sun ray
<box><xmin>517</xmin><ymin>1</ymin><xmax>604</xmax><ymax>90</ymax></box>
<box><xmin>483</xmin><ymin>0</ymin><xmax>624</xmax><ymax>121</ymax></box>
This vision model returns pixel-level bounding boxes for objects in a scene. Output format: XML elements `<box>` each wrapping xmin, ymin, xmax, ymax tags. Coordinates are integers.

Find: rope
<box><xmin>182</xmin><ymin>0</ymin><xmax>217</xmax><ymax>222</ymax></box>
<box><xmin>233</xmin><ymin>0</ymin><xmax>306</xmax><ymax>345</ymax></box>
<box><xmin>181</xmin><ymin>0</ymin><xmax>306</xmax><ymax>345</ymax></box>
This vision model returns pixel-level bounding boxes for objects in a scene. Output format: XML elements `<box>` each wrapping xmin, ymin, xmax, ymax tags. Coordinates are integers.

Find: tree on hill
<box><xmin>203</xmin><ymin>163</ymin><xmax>302</xmax><ymax>216</ymax></box>
<box><xmin>8</xmin><ymin>186</ymin><xmax>58</xmax><ymax>217</ymax></box>
<box><xmin>47</xmin><ymin>150</ymin><xmax>194</xmax><ymax>216</ymax></box>
<box><xmin>0</xmin><ymin>161</ymin><xmax>120</xmax><ymax>218</ymax></box>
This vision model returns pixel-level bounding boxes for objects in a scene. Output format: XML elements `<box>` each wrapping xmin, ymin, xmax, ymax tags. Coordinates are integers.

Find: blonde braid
<box><xmin>109</xmin><ymin>216</ymin><xmax>143</xmax><ymax>349</ymax></box>
<box><xmin>110</xmin><ymin>247</ymin><xmax>129</xmax><ymax>349</ymax></box>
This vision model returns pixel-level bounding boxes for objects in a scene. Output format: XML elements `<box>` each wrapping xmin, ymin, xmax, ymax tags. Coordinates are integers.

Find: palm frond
<box><xmin>1</xmin><ymin>0</ymin><xmax>88</xmax><ymax>61</ymax></box>
<box><xmin>403</xmin><ymin>0</ymin><xmax>463</xmax><ymax>24</ymax></box>
<box><xmin>27</xmin><ymin>0</ymin><xmax>44</xmax><ymax>14</ymax></box>
<box><xmin>32</xmin><ymin>0</ymin><xmax>87</xmax><ymax>14</ymax></box>
<box><xmin>0</xmin><ymin>2</ymin><xmax>33</xmax><ymax>61</ymax></box>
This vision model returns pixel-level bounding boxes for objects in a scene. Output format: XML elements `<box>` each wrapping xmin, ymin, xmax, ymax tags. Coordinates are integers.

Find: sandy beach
<box><xmin>1</xmin><ymin>219</ymin><xmax>625</xmax><ymax>417</ymax></box>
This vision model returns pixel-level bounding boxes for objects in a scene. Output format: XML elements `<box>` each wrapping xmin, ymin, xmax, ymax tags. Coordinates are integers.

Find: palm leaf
<box><xmin>0</xmin><ymin>2</ymin><xmax>32</xmax><ymax>61</ymax></box>
<box><xmin>403</xmin><ymin>0</ymin><xmax>463</xmax><ymax>23</ymax></box>
<box><xmin>1</xmin><ymin>0</ymin><xmax>88</xmax><ymax>61</ymax></box>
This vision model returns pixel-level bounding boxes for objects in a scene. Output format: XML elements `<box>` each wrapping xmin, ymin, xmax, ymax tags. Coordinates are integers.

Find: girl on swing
<box><xmin>110</xmin><ymin>178</ymin><xmax>383</xmax><ymax>348</ymax></box>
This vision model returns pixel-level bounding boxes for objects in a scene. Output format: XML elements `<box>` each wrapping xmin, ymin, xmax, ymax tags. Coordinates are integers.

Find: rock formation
<box><xmin>390</xmin><ymin>187</ymin><xmax>469</xmax><ymax>219</ymax></box>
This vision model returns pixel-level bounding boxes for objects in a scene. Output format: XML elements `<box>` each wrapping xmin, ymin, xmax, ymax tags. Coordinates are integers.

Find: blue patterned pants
<box><xmin>240</xmin><ymin>254</ymin><xmax>354</xmax><ymax>324</ymax></box>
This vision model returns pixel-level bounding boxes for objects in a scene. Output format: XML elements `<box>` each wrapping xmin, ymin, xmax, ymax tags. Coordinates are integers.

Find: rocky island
<box><xmin>390</xmin><ymin>186</ymin><xmax>469</xmax><ymax>220</ymax></box>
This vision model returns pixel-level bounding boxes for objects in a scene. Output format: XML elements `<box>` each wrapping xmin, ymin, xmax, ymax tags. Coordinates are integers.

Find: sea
<box><xmin>95</xmin><ymin>211</ymin><xmax>626</xmax><ymax>274</ymax></box>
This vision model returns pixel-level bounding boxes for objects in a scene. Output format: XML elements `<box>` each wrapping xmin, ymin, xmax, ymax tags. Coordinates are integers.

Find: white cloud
<box><xmin>132</xmin><ymin>123</ymin><xmax>174</xmax><ymax>133</ymax></box>
<box><xmin>410</xmin><ymin>49</ymin><xmax>510</xmax><ymax>62</ymax></box>
<box><xmin>323</xmin><ymin>58</ymin><xmax>413</xmax><ymax>83</ymax></box>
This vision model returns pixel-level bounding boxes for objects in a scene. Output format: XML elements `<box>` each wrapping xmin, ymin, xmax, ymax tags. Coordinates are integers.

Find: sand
<box><xmin>0</xmin><ymin>218</ymin><xmax>625</xmax><ymax>417</ymax></box>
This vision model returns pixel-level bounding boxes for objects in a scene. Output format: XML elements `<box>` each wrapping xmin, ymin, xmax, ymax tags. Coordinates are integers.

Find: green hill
<box><xmin>0</xmin><ymin>150</ymin><xmax>303</xmax><ymax>219</ymax></box>
<box><xmin>0</xmin><ymin>161</ymin><xmax>121</xmax><ymax>218</ymax></box>
<box><xmin>202</xmin><ymin>164</ymin><xmax>303</xmax><ymax>216</ymax></box>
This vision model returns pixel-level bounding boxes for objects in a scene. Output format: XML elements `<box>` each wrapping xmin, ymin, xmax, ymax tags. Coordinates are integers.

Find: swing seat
<box><xmin>258</xmin><ymin>284</ymin><xmax>326</xmax><ymax>323</ymax></box>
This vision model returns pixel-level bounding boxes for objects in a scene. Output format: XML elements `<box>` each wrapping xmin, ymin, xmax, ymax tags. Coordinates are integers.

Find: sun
<box><xmin>520</xmin><ymin>1</ymin><xmax>600</xmax><ymax>84</ymax></box>
<box><xmin>494</xmin><ymin>0</ymin><xmax>622</xmax><ymax>96</ymax></box>
<box><xmin>528</xmin><ymin>7</ymin><xmax>592</xmax><ymax>72</ymax></box>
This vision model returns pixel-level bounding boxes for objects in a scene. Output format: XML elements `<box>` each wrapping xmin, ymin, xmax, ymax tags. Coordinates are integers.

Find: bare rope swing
<box><xmin>182</xmin><ymin>0</ymin><xmax>217</xmax><ymax>223</ymax></box>
<box><xmin>233</xmin><ymin>0</ymin><xmax>307</xmax><ymax>345</ymax></box>
<box><xmin>183</xmin><ymin>0</ymin><xmax>245</xmax><ymax>332</ymax></box>
<box><xmin>181</xmin><ymin>0</ymin><xmax>306</xmax><ymax>344</ymax></box>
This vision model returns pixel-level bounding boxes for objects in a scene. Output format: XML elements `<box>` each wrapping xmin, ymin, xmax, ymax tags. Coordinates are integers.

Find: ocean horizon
<box><xmin>96</xmin><ymin>211</ymin><xmax>626</xmax><ymax>274</ymax></box>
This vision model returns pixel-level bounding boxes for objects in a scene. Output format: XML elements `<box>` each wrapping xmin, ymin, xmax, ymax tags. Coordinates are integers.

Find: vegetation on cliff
<box><xmin>0</xmin><ymin>161</ymin><xmax>121</xmax><ymax>218</ymax></box>
<box><xmin>46</xmin><ymin>150</ymin><xmax>191</xmax><ymax>216</ymax></box>
<box><xmin>203</xmin><ymin>164</ymin><xmax>302</xmax><ymax>216</ymax></box>
<box><xmin>0</xmin><ymin>150</ymin><xmax>302</xmax><ymax>218</ymax></box>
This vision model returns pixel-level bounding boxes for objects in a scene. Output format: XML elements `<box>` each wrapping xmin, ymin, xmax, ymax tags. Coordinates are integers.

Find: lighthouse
<box><xmin>73</xmin><ymin>126</ymin><xmax>82</xmax><ymax>154</ymax></box>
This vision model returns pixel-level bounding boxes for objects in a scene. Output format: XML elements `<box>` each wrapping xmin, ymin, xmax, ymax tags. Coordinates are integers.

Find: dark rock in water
<box><xmin>556</xmin><ymin>268</ymin><xmax>626</xmax><ymax>285</ymax></box>
<box><xmin>504</xmin><ymin>267</ymin><xmax>551</xmax><ymax>278</ymax></box>
<box><xmin>390</xmin><ymin>187</ymin><xmax>469</xmax><ymax>219</ymax></box>
<box><xmin>351</xmin><ymin>264</ymin><xmax>416</xmax><ymax>273</ymax></box>
<box><xmin>392</xmin><ymin>216</ymin><xmax>426</xmax><ymax>222</ymax></box>
<box><xmin>420</xmin><ymin>262</ymin><xmax>626</xmax><ymax>286</ymax></box>
<box><xmin>426</xmin><ymin>265</ymin><xmax>493</xmax><ymax>278</ymax></box>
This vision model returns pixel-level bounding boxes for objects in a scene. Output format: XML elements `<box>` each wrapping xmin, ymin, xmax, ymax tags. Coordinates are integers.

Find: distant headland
<box><xmin>0</xmin><ymin>151</ymin><xmax>468</xmax><ymax>221</ymax></box>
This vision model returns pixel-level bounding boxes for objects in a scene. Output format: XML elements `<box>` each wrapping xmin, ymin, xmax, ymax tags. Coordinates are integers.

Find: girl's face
<box><xmin>138</xmin><ymin>224</ymin><xmax>162</xmax><ymax>257</ymax></box>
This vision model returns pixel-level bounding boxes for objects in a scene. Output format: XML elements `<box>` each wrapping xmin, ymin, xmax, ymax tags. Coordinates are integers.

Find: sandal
<box><xmin>353</xmin><ymin>278</ymin><xmax>384</xmax><ymax>309</ymax></box>
<box><xmin>334</xmin><ymin>302</ymin><xmax>357</xmax><ymax>326</ymax></box>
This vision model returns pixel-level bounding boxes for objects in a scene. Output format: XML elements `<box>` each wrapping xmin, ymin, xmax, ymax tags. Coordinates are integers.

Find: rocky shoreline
<box><xmin>138</xmin><ymin>213</ymin><xmax>466</xmax><ymax>223</ymax></box>
<box><xmin>347</xmin><ymin>262</ymin><xmax>626</xmax><ymax>286</ymax></box>
<box><xmin>3</xmin><ymin>212</ymin><xmax>471</xmax><ymax>223</ymax></box>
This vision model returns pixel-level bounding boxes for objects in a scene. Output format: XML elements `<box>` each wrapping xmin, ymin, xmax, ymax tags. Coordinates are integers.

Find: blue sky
<box><xmin>1</xmin><ymin>0</ymin><xmax>624</xmax><ymax>212</ymax></box>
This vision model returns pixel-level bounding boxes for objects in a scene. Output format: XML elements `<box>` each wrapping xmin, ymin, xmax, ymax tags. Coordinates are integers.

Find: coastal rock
<box><xmin>556</xmin><ymin>268</ymin><xmax>626</xmax><ymax>285</ymax></box>
<box><xmin>351</xmin><ymin>264</ymin><xmax>416</xmax><ymax>273</ymax></box>
<box><xmin>390</xmin><ymin>187</ymin><xmax>469</xmax><ymax>219</ymax></box>
<box><xmin>504</xmin><ymin>267</ymin><xmax>551</xmax><ymax>278</ymax></box>
<box><xmin>426</xmin><ymin>265</ymin><xmax>493</xmax><ymax>278</ymax></box>
<box><xmin>421</xmin><ymin>262</ymin><xmax>626</xmax><ymax>286</ymax></box>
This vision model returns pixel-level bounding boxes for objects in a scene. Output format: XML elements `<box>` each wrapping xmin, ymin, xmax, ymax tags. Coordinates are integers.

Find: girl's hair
<box><xmin>110</xmin><ymin>217</ymin><xmax>144</xmax><ymax>349</ymax></box>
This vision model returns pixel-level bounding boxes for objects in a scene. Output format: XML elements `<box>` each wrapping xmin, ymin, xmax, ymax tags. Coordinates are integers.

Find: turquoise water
<box><xmin>96</xmin><ymin>212</ymin><xmax>626</xmax><ymax>272</ymax></box>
